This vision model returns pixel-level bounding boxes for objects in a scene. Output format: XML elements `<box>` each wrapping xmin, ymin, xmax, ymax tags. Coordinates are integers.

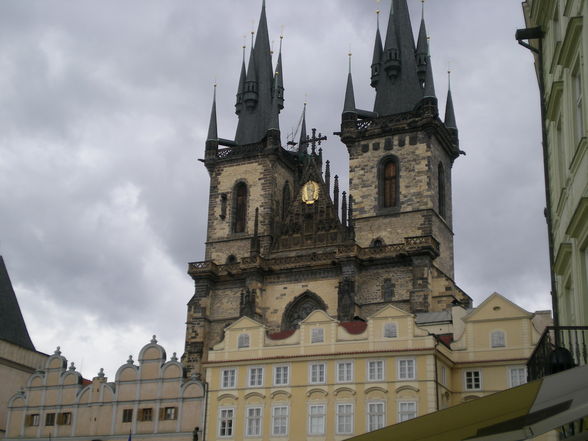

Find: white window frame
<box><xmin>440</xmin><ymin>365</ymin><xmax>447</xmax><ymax>386</ymax></box>
<box><xmin>309</xmin><ymin>362</ymin><xmax>326</xmax><ymax>384</ymax></box>
<box><xmin>271</xmin><ymin>405</ymin><xmax>289</xmax><ymax>437</ymax></box>
<box><xmin>490</xmin><ymin>330</ymin><xmax>506</xmax><ymax>348</ymax></box>
<box><xmin>311</xmin><ymin>327</ymin><xmax>324</xmax><ymax>343</ymax></box>
<box><xmin>221</xmin><ymin>368</ymin><xmax>237</xmax><ymax>389</ymax></box>
<box><xmin>336</xmin><ymin>361</ymin><xmax>353</xmax><ymax>383</ymax></box>
<box><xmin>509</xmin><ymin>366</ymin><xmax>527</xmax><ymax>388</ymax></box>
<box><xmin>238</xmin><ymin>333</ymin><xmax>250</xmax><ymax>348</ymax></box>
<box><xmin>367</xmin><ymin>359</ymin><xmax>385</xmax><ymax>381</ymax></box>
<box><xmin>384</xmin><ymin>322</ymin><xmax>398</xmax><ymax>338</ymax></box>
<box><xmin>218</xmin><ymin>407</ymin><xmax>235</xmax><ymax>438</ymax></box>
<box><xmin>465</xmin><ymin>370</ymin><xmax>482</xmax><ymax>391</ymax></box>
<box><xmin>248</xmin><ymin>366</ymin><xmax>264</xmax><ymax>387</ymax></box>
<box><xmin>366</xmin><ymin>401</ymin><xmax>386</xmax><ymax>432</ymax></box>
<box><xmin>397</xmin><ymin>358</ymin><xmax>416</xmax><ymax>380</ymax></box>
<box><xmin>245</xmin><ymin>406</ymin><xmax>262</xmax><ymax>438</ymax></box>
<box><xmin>397</xmin><ymin>400</ymin><xmax>417</xmax><ymax>422</ymax></box>
<box><xmin>308</xmin><ymin>404</ymin><xmax>326</xmax><ymax>436</ymax></box>
<box><xmin>336</xmin><ymin>402</ymin><xmax>354</xmax><ymax>435</ymax></box>
<box><xmin>274</xmin><ymin>365</ymin><xmax>289</xmax><ymax>386</ymax></box>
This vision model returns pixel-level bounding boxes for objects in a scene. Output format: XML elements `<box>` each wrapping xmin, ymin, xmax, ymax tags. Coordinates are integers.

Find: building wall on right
<box><xmin>523</xmin><ymin>0</ymin><xmax>588</xmax><ymax>326</ymax></box>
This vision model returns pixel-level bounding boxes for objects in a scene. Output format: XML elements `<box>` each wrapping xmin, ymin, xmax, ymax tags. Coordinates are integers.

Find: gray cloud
<box><xmin>0</xmin><ymin>0</ymin><xmax>550</xmax><ymax>377</ymax></box>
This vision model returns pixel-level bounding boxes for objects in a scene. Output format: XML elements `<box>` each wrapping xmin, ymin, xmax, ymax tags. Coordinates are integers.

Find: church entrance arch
<box><xmin>281</xmin><ymin>291</ymin><xmax>328</xmax><ymax>331</ymax></box>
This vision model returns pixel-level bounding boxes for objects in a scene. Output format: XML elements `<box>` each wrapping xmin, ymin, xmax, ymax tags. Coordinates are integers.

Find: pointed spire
<box><xmin>274</xmin><ymin>34</ymin><xmax>284</xmax><ymax>111</ymax></box>
<box><xmin>343</xmin><ymin>53</ymin><xmax>356</xmax><ymax>115</ymax></box>
<box><xmin>423</xmin><ymin>55</ymin><xmax>436</xmax><ymax>99</ymax></box>
<box><xmin>235</xmin><ymin>44</ymin><xmax>247</xmax><ymax>115</ymax></box>
<box><xmin>374</xmin><ymin>0</ymin><xmax>423</xmax><ymax>116</ymax></box>
<box><xmin>0</xmin><ymin>256</ymin><xmax>35</xmax><ymax>351</ymax></box>
<box><xmin>341</xmin><ymin>191</ymin><xmax>348</xmax><ymax>227</ymax></box>
<box><xmin>268</xmin><ymin>71</ymin><xmax>280</xmax><ymax>132</ymax></box>
<box><xmin>235</xmin><ymin>0</ymin><xmax>276</xmax><ymax>145</ymax></box>
<box><xmin>334</xmin><ymin>175</ymin><xmax>340</xmax><ymax>218</ymax></box>
<box><xmin>299</xmin><ymin>102</ymin><xmax>308</xmax><ymax>153</ymax></box>
<box><xmin>415</xmin><ymin>2</ymin><xmax>428</xmax><ymax>84</ymax></box>
<box><xmin>445</xmin><ymin>71</ymin><xmax>457</xmax><ymax>129</ymax></box>
<box><xmin>325</xmin><ymin>160</ymin><xmax>331</xmax><ymax>197</ymax></box>
<box><xmin>207</xmin><ymin>84</ymin><xmax>218</xmax><ymax>141</ymax></box>
<box><xmin>371</xmin><ymin>9</ymin><xmax>384</xmax><ymax>88</ymax></box>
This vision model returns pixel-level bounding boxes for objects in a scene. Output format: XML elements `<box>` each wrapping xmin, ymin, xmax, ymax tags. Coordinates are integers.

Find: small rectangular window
<box><xmin>26</xmin><ymin>414</ymin><xmax>40</xmax><ymax>427</ymax></box>
<box><xmin>308</xmin><ymin>404</ymin><xmax>326</xmax><ymax>435</ymax></box>
<box><xmin>272</xmin><ymin>406</ymin><xmax>288</xmax><ymax>436</ymax></box>
<box><xmin>221</xmin><ymin>368</ymin><xmax>236</xmax><ymax>389</ymax></box>
<box><xmin>309</xmin><ymin>363</ymin><xmax>326</xmax><ymax>384</ymax></box>
<box><xmin>311</xmin><ymin>328</ymin><xmax>324</xmax><ymax>343</ymax></box>
<box><xmin>246</xmin><ymin>407</ymin><xmax>262</xmax><ymax>437</ymax></box>
<box><xmin>367</xmin><ymin>402</ymin><xmax>385</xmax><ymax>431</ymax></box>
<box><xmin>465</xmin><ymin>370</ymin><xmax>481</xmax><ymax>390</ymax></box>
<box><xmin>337</xmin><ymin>361</ymin><xmax>353</xmax><ymax>383</ymax></box>
<box><xmin>139</xmin><ymin>408</ymin><xmax>152</xmax><ymax>422</ymax></box>
<box><xmin>398</xmin><ymin>401</ymin><xmax>417</xmax><ymax>422</ymax></box>
<box><xmin>367</xmin><ymin>360</ymin><xmax>384</xmax><ymax>381</ymax></box>
<box><xmin>440</xmin><ymin>366</ymin><xmax>447</xmax><ymax>386</ymax></box>
<box><xmin>491</xmin><ymin>331</ymin><xmax>506</xmax><ymax>348</ymax></box>
<box><xmin>45</xmin><ymin>413</ymin><xmax>56</xmax><ymax>426</ymax></box>
<box><xmin>248</xmin><ymin>367</ymin><xmax>264</xmax><ymax>387</ymax></box>
<box><xmin>384</xmin><ymin>323</ymin><xmax>398</xmax><ymax>338</ymax></box>
<box><xmin>57</xmin><ymin>412</ymin><xmax>72</xmax><ymax>425</ymax></box>
<box><xmin>509</xmin><ymin>367</ymin><xmax>527</xmax><ymax>387</ymax></box>
<box><xmin>398</xmin><ymin>359</ymin><xmax>416</xmax><ymax>380</ymax></box>
<box><xmin>274</xmin><ymin>366</ymin><xmax>289</xmax><ymax>386</ymax></box>
<box><xmin>336</xmin><ymin>403</ymin><xmax>354</xmax><ymax>434</ymax></box>
<box><xmin>160</xmin><ymin>407</ymin><xmax>177</xmax><ymax>421</ymax></box>
<box><xmin>122</xmin><ymin>409</ymin><xmax>133</xmax><ymax>423</ymax></box>
<box><xmin>219</xmin><ymin>408</ymin><xmax>234</xmax><ymax>438</ymax></box>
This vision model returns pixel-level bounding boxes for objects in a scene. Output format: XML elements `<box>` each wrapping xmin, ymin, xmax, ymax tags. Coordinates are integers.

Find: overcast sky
<box><xmin>0</xmin><ymin>0</ymin><xmax>549</xmax><ymax>379</ymax></box>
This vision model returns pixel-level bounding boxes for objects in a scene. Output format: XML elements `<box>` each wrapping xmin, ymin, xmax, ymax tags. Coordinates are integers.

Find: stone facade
<box><xmin>182</xmin><ymin>1</ymin><xmax>472</xmax><ymax>378</ymax></box>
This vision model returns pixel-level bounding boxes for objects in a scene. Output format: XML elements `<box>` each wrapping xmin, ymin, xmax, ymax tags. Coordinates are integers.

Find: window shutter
<box><xmin>159</xmin><ymin>408</ymin><xmax>165</xmax><ymax>420</ymax></box>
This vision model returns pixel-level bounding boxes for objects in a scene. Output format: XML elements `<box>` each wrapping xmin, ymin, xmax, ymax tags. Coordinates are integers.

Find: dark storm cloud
<box><xmin>0</xmin><ymin>0</ymin><xmax>549</xmax><ymax>376</ymax></box>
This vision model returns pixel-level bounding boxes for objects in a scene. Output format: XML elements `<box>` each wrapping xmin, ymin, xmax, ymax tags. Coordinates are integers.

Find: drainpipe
<box><xmin>434</xmin><ymin>342</ymin><xmax>440</xmax><ymax>411</ymax></box>
<box><xmin>516</xmin><ymin>26</ymin><xmax>560</xmax><ymax>338</ymax></box>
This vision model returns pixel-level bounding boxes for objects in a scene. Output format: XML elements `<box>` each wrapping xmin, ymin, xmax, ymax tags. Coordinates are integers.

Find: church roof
<box><xmin>0</xmin><ymin>256</ymin><xmax>36</xmax><ymax>351</ymax></box>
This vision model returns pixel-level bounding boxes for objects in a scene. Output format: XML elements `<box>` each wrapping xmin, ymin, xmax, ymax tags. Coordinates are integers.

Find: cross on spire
<box><xmin>300</xmin><ymin>128</ymin><xmax>327</xmax><ymax>155</ymax></box>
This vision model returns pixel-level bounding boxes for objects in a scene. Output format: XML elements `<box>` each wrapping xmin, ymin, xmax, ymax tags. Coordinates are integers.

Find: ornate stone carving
<box><xmin>282</xmin><ymin>291</ymin><xmax>328</xmax><ymax>330</ymax></box>
<box><xmin>240</xmin><ymin>288</ymin><xmax>256</xmax><ymax>319</ymax></box>
<box><xmin>337</xmin><ymin>278</ymin><xmax>356</xmax><ymax>321</ymax></box>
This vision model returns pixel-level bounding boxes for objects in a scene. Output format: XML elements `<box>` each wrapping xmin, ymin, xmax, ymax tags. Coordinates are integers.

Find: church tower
<box><xmin>183</xmin><ymin>0</ymin><xmax>471</xmax><ymax>376</ymax></box>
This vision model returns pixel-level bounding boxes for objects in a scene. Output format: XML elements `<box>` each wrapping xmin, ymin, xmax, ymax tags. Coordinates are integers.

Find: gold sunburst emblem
<box><xmin>301</xmin><ymin>180</ymin><xmax>320</xmax><ymax>205</ymax></box>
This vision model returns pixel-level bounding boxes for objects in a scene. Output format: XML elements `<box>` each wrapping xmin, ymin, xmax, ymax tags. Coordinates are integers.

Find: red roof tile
<box><xmin>267</xmin><ymin>329</ymin><xmax>296</xmax><ymax>340</ymax></box>
<box><xmin>340</xmin><ymin>321</ymin><xmax>368</xmax><ymax>335</ymax></box>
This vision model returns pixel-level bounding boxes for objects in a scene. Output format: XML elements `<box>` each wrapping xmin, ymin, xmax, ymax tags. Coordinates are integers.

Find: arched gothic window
<box><xmin>282</xmin><ymin>291</ymin><xmax>328</xmax><ymax>331</ymax></box>
<box><xmin>237</xmin><ymin>333</ymin><xmax>250</xmax><ymax>348</ymax></box>
<box><xmin>379</xmin><ymin>156</ymin><xmax>399</xmax><ymax>209</ymax></box>
<box><xmin>438</xmin><ymin>163</ymin><xmax>446</xmax><ymax>219</ymax></box>
<box><xmin>233</xmin><ymin>182</ymin><xmax>248</xmax><ymax>233</ymax></box>
<box><xmin>282</xmin><ymin>182</ymin><xmax>291</xmax><ymax>220</ymax></box>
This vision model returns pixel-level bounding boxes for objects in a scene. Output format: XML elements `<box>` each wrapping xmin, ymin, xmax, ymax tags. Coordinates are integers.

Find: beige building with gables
<box><xmin>203</xmin><ymin>293</ymin><xmax>550</xmax><ymax>441</ymax></box>
<box><xmin>4</xmin><ymin>337</ymin><xmax>205</xmax><ymax>441</ymax></box>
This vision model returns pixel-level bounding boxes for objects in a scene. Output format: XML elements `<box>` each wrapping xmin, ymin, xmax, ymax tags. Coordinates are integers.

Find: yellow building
<box><xmin>204</xmin><ymin>293</ymin><xmax>549</xmax><ymax>441</ymax></box>
<box><xmin>520</xmin><ymin>0</ymin><xmax>588</xmax><ymax>328</ymax></box>
<box><xmin>5</xmin><ymin>337</ymin><xmax>205</xmax><ymax>441</ymax></box>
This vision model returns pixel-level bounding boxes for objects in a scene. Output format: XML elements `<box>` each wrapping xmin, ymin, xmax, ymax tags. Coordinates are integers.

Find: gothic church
<box><xmin>183</xmin><ymin>0</ymin><xmax>471</xmax><ymax>375</ymax></box>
